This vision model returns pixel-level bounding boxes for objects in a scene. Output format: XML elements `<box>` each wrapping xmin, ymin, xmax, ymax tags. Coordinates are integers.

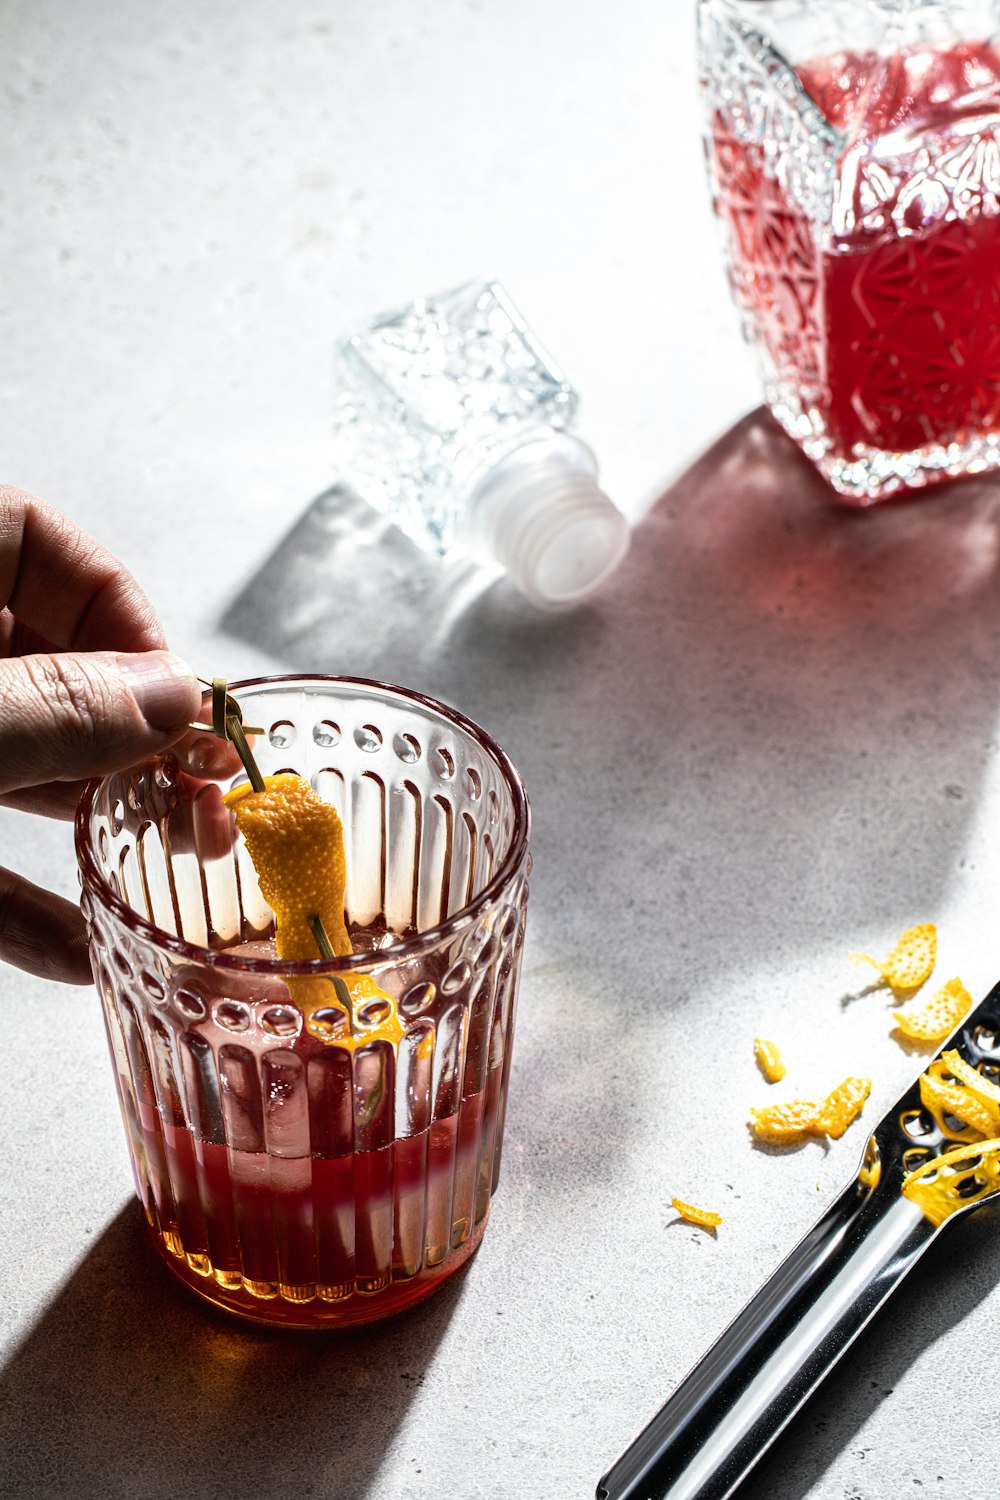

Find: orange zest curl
<box><xmin>749</xmin><ymin>1098</ymin><xmax>820</xmax><ymax>1144</ymax></box>
<box><xmin>893</xmin><ymin>977</ymin><xmax>972</xmax><ymax>1044</ymax></box>
<box><xmin>901</xmin><ymin>1137</ymin><xmax>1000</xmax><ymax>1228</ymax></box>
<box><xmin>754</xmin><ymin>1037</ymin><xmax>786</xmax><ymax>1083</ymax></box>
<box><xmin>750</xmin><ymin>1077</ymin><xmax>871</xmax><ymax>1144</ymax></box>
<box><xmin>671</xmin><ymin>1196</ymin><xmax>722</xmax><ymax>1230</ymax></box>
<box><xmin>851</xmin><ymin>923</ymin><xmax>936</xmax><ymax>994</ymax></box>
<box><xmin>815</xmin><ymin>1076</ymin><xmax>873</xmax><ymax>1139</ymax></box>
<box><xmin>917</xmin><ymin>1050</ymin><xmax>1000</xmax><ymax>1142</ymax></box>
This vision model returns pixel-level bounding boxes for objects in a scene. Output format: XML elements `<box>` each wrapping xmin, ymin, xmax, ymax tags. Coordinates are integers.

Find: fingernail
<box><xmin>116</xmin><ymin>651</ymin><xmax>202</xmax><ymax>732</ymax></box>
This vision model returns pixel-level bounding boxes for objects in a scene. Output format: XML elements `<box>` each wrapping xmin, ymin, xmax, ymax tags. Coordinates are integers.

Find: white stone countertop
<box><xmin>3</xmin><ymin>4</ymin><xmax>1000</xmax><ymax>1499</ymax></box>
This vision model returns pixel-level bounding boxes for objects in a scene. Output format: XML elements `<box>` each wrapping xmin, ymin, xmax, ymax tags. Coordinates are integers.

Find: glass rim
<box><xmin>75</xmin><ymin>673</ymin><xmax>531</xmax><ymax>977</ymax></box>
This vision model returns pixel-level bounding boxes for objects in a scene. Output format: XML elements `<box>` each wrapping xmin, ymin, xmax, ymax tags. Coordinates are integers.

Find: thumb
<box><xmin>0</xmin><ymin>650</ymin><xmax>203</xmax><ymax>795</ymax></box>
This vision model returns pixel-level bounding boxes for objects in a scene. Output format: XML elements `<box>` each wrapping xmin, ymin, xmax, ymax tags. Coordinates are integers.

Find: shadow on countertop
<box><xmin>215</xmin><ymin>411</ymin><xmax>1000</xmax><ymax>1497</ymax></box>
<box><xmin>0</xmin><ymin>1204</ymin><xmax>460</xmax><ymax>1500</ymax></box>
<box><xmin>220</xmin><ymin>407</ymin><xmax>1000</xmax><ymax>979</ymax></box>
<box><xmin>219</xmin><ymin>408</ymin><xmax>1000</xmax><ymax>1203</ymax></box>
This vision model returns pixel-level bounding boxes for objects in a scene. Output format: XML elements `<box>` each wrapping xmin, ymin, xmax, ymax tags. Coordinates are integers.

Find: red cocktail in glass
<box><xmin>77</xmin><ymin>677</ymin><xmax>530</xmax><ymax>1328</ymax></box>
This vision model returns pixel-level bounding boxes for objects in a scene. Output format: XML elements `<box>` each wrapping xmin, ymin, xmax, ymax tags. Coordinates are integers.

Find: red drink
<box><xmin>104</xmin><ymin>918</ymin><xmax>513</xmax><ymax>1328</ymax></box>
<box><xmin>708</xmin><ymin>39</ymin><xmax>1000</xmax><ymax>499</ymax></box>
<box><xmin>125</xmin><ymin>1071</ymin><xmax>506</xmax><ymax>1327</ymax></box>
<box><xmin>103</xmin><ymin>934</ymin><xmax>514</xmax><ymax>1327</ymax></box>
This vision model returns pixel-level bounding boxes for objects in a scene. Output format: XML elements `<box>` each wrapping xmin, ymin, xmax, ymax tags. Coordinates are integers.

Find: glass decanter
<box><xmin>699</xmin><ymin>0</ymin><xmax>1000</xmax><ymax>502</ymax></box>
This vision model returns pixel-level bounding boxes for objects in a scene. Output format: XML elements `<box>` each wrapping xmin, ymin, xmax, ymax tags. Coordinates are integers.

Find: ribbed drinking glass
<box><xmin>76</xmin><ymin>676</ymin><xmax>530</xmax><ymax>1329</ymax></box>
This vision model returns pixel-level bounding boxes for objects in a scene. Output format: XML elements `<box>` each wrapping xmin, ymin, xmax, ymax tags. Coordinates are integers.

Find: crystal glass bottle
<box><xmin>699</xmin><ymin>0</ymin><xmax>1000</xmax><ymax>502</ymax></box>
<box><xmin>332</xmin><ymin>279</ymin><xmax>629</xmax><ymax>607</ymax></box>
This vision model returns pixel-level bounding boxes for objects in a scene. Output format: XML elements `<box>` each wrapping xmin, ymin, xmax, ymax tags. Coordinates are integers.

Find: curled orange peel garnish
<box><xmin>919</xmin><ymin>1070</ymin><xmax>993</xmax><ymax>1143</ymax></box>
<box><xmin>225</xmin><ymin>774</ymin><xmax>352</xmax><ymax>960</ymax></box>
<box><xmin>225</xmin><ymin>772</ymin><xmax>403</xmax><ymax>1047</ymax></box>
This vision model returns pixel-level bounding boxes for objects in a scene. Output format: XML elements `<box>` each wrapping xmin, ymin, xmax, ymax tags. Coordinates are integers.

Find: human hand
<box><xmin>0</xmin><ymin>485</ymin><xmax>203</xmax><ymax>984</ymax></box>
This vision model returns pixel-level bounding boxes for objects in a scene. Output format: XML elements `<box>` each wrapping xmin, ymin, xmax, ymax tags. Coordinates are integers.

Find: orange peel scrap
<box><xmin>754</xmin><ymin>1037</ymin><xmax>786</xmax><ymax>1083</ymax></box>
<box><xmin>919</xmin><ymin>1071</ymin><xmax>993</xmax><ymax>1143</ymax></box>
<box><xmin>671</xmin><ymin>1196</ymin><xmax>722</xmax><ymax>1230</ymax></box>
<box><xmin>939</xmin><ymin>1050</ymin><xmax>1000</xmax><ymax>1123</ymax></box>
<box><xmin>751</xmin><ymin>1077</ymin><xmax>871</xmax><ymax>1144</ymax></box>
<box><xmin>893</xmin><ymin>977</ymin><xmax>972</xmax><ymax>1043</ymax></box>
<box><xmin>750</xmin><ymin>1097</ymin><xmax>822</xmax><ymax>1143</ymax></box>
<box><xmin>917</xmin><ymin>1052</ymin><xmax>1000</xmax><ymax>1142</ymax></box>
<box><xmin>814</xmin><ymin>1076</ymin><xmax>872</xmax><ymax>1139</ymax></box>
<box><xmin>901</xmin><ymin>1136</ymin><xmax>1000</xmax><ymax>1228</ymax></box>
<box><xmin>851</xmin><ymin>923</ymin><xmax>936</xmax><ymax>993</ymax></box>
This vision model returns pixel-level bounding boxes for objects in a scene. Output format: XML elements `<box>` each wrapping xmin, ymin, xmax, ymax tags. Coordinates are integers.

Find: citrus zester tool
<box><xmin>597</xmin><ymin>980</ymin><xmax>1000</xmax><ymax>1500</ymax></box>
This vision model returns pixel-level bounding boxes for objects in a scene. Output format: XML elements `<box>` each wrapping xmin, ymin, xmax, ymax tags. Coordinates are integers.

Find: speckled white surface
<box><xmin>3</xmin><ymin>4</ymin><xmax>1000</xmax><ymax>1499</ymax></box>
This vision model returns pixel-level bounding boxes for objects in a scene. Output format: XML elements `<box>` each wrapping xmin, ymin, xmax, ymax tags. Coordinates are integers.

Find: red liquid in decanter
<box><xmin>711</xmin><ymin>40</ymin><xmax>1000</xmax><ymax>496</ymax></box>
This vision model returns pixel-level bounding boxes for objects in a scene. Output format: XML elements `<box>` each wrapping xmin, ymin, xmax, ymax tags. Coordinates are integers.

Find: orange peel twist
<box><xmin>225</xmin><ymin>772</ymin><xmax>403</xmax><ymax>1047</ymax></box>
